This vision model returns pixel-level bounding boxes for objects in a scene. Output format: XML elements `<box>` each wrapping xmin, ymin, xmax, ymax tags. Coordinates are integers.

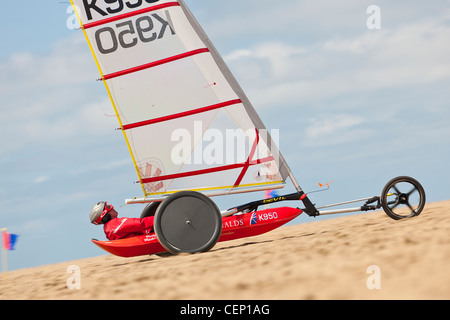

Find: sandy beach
<box><xmin>1</xmin><ymin>200</ymin><xmax>449</xmax><ymax>300</ymax></box>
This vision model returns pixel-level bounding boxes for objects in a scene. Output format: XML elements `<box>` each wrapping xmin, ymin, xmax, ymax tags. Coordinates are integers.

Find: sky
<box><xmin>0</xmin><ymin>0</ymin><xmax>449</xmax><ymax>270</ymax></box>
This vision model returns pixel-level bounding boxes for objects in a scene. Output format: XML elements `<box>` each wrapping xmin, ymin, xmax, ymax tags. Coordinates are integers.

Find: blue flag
<box><xmin>9</xmin><ymin>234</ymin><xmax>19</xmax><ymax>250</ymax></box>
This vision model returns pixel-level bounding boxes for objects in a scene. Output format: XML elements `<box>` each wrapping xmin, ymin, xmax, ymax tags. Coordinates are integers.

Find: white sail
<box><xmin>71</xmin><ymin>0</ymin><xmax>298</xmax><ymax>203</ymax></box>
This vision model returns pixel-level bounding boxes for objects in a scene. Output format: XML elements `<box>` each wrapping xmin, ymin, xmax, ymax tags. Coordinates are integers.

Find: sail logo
<box><xmin>139</xmin><ymin>160</ymin><xmax>165</xmax><ymax>192</ymax></box>
<box><xmin>82</xmin><ymin>0</ymin><xmax>162</xmax><ymax>21</ymax></box>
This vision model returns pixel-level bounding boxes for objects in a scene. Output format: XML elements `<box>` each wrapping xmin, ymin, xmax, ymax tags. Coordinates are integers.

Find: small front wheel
<box><xmin>381</xmin><ymin>176</ymin><xmax>426</xmax><ymax>220</ymax></box>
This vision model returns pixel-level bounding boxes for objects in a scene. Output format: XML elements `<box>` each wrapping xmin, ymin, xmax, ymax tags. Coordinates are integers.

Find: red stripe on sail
<box><xmin>234</xmin><ymin>129</ymin><xmax>259</xmax><ymax>187</ymax></box>
<box><xmin>83</xmin><ymin>2</ymin><xmax>181</xmax><ymax>30</ymax></box>
<box><xmin>103</xmin><ymin>48</ymin><xmax>210</xmax><ymax>80</ymax></box>
<box><xmin>141</xmin><ymin>156</ymin><xmax>274</xmax><ymax>184</ymax></box>
<box><xmin>123</xmin><ymin>99</ymin><xmax>242</xmax><ymax>130</ymax></box>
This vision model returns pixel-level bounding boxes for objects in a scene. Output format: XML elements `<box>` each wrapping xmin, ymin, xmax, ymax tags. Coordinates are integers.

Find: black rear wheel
<box><xmin>153</xmin><ymin>191</ymin><xmax>222</xmax><ymax>254</ymax></box>
<box><xmin>140</xmin><ymin>202</ymin><xmax>160</xmax><ymax>219</ymax></box>
<box><xmin>381</xmin><ymin>176</ymin><xmax>426</xmax><ymax>220</ymax></box>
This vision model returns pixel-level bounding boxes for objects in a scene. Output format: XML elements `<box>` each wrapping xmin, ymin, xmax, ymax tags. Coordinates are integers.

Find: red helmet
<box><xmin>89</xmin><ymin>201</ymin><xmax>114</xmax><ymax>225</ymax></box>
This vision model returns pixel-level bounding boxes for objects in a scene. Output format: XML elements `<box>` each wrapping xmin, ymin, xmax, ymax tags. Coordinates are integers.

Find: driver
<box><xmin>89</xmin><ymin>201</ymin><xmax>154</xmax><ymax>241</ymax></box>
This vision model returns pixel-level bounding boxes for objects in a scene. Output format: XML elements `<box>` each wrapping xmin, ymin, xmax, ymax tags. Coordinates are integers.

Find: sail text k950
<box><xmin>94</xmin><ymin>12</ymin><xmax>175</xmax><ymax>54</ymax></box>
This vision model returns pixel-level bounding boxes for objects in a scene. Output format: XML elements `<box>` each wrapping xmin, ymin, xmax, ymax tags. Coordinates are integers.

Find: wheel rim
<box><xmin>382</xmin><ymin>177</ymin><xmax>425</xmax><ymax>219</ymax></box>
<box><xmin>154</xmin><ymin>191</ymin><xmax>222</xmax><ymax>254</ymax></box>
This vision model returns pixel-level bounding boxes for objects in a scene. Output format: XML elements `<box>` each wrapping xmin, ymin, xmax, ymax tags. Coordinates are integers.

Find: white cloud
<box><xmin>20</xmin><ymin>218</ymin><xmax>59</xmax><ymax>236</ymax></box>
<box><xmin>224</xmin><ymin>49</ymin><xmax>252</xmax><ymax>61</ymax></box>
<box><xmin>68</xmin><ymin>158</ymin><xmax>131</xmax><ymax>177</ymax></box>
<box><xmin>325</xmin><ymin>18</ymin><xmax>450</xmax><ymax>85</ymax></box>
<box><xmin>224</xmin><ymin>11</ymin><xmax>450</xmax><ymax>112</ymax></box>
<box><xmin>0</xmin><ymin>34</ymin><xmax>118</xmax><ymax>155</ymax></box>
<box><xmin>35</xmin><ymin>176</ymin><xmax>50</xmax><ymax>184</ymax></box>
<box><xmin>225</xmin><ymin>41</ymin><xmax>307</xmax><ymax>85</ymax></box>
<box><xmin>323</xmin><ymin>31</ymin><xmax>385</xmax><ymax>54</ymax></box>
<box><xmin>201</xmin><ymin>0</ymin><xmax>366</xmax><ymax>41</ymax></box>
<box><xmin>306</xmin><ymin>114</ymin><xmax>366</xmax><ymax>138</ymax></box>
<box><xmin>0</xmin><ymin>35</ymin><xmax>95</xmax><ymax>92</ymax></box>
<box><xmin>304</xmin><ymin>114</ymin><xmax>373</xmax><ymax>146</ymax></box>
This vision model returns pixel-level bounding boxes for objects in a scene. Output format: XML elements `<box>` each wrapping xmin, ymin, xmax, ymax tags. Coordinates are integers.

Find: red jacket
<box><xmin>103</xmin><ymin>217</ymin><xmax>154</xmax><ymax>241</ymax></box>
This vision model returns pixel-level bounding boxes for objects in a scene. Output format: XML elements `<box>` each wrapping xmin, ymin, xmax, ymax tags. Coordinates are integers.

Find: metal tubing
<box><xmin>221</xmin><ymin>208</ymin><xmax>238</xmax><ymax>217</ymax></box>
<box><xmin>315</xmin><ymin>197</ymin><xmax>375</xmax><ymax>210</ymax></box>
<box><xmin>318</xmin><ymin>207</ymin><xmax>364</xmax><ymax>215</ymax></box>
<box><xmin>289</xmin><ymin>172</ymin><xmax>303</xmax><ymax>193</ymax></box>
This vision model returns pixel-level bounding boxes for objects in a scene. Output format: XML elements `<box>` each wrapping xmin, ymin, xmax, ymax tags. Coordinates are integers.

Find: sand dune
<box><xmin>1</xmin><ymin>200</ymin><xmax>449</xmax><ymax>300</ymax></box>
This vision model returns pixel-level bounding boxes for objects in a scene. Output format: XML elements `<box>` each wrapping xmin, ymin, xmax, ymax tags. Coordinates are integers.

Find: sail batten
<box><xmin>71</xmin><ymin>0</ymin><xmax>300</xmax><ymax>201</ymax></box>
<box><xmin>103</xmin><ymin>48</ymin><xmax>209</xmax><ymax>80</ymax></box>
<box><xmin>122</xmin><ymin>99</ymin><xmax>242</xmax><ymax>130</ymax></box>
<box><xmin>141</xmin><ymin>156</ymin><xmax>275</xmax><ymax>184</ymax></box>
